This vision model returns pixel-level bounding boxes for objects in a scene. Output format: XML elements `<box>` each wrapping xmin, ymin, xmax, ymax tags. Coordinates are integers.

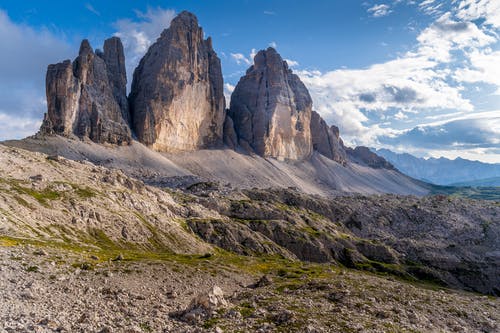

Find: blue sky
<box><xmin>0</xmin><ymin>0</ymin><xmax>499</xmax><ymax>162</ymax></box>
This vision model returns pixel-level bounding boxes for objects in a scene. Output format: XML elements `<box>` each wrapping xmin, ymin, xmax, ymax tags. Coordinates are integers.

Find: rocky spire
<box><xmin>310</xmin><ymin>111</ymin><xmax>347</xmax><ymax>165</ymax></box>
<box><xmin>129</xmin><ymin>11</ymin><xmax>226</xmax><ymax>152</ymax></box>
<box><xmin>228</xmin><ymin>48</ymin><xmax>312</xmax><ymax>160</ymax></box>
<box><xmin>40</xmin><ymin>38</ymin><xmax>131</xmax><ymax>145</ymax></box>
<box><xmin>103</xmin><ymin>37</ymin><xmax>129</xmax><ymax>124</ymax></box>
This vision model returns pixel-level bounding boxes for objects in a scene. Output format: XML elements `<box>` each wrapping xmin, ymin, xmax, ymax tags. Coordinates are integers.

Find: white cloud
<box><xmin>456</xmin><ymin>0</ymin><xmax>500</xmax><ymax>29</ymax></box>
<box><xmin>224</xmin><ymin>83</ymin><xmax>235</xmax><ymax>106</ymax></box>
<box><xmin>454</xmin><ymin>49</ymin><xmax>500</xmax><ymax>94</ymax></box>
<box><xmin>416</xmin><ymin>12</ymin><xmax>495</xmax><ymax>62</ymax></box>
<box><xmin>263</xmin><ymin>11</ymin><xmax>276</xmax><ymax>16</ymax></box>
<box><xmin>418</xmin><ymin>0</ymin><xmax>445</xmax><ymax>16</ymax></box>
<box><xmin>284</xmin><ymin>59</ymin><xmax>299</xmax><ymax>67</ymax></box>
<box><xmin>0</xmin><ymin>10</ymin><xmax>73</xmax><ymax>140</ymax></box>
<box><xmin>250</xmin><ymin>48</ymin><xmax>257</xmax><ymax>60</ymax></box>
<box><xmin>368</xmin><ymin>4</ymin><xmax>392</xmax><ymax>18</ymax></box>
<box><xmin>113</xmin><ymin>7</ymin><xmax>176</xmax><ymax>85</ymax></box>
<box><xmin>85</xmin><ymin>3</ymin><xmax>100</xmax><ymax>16</ymax></box>
<box><xmin>269</xmin><ymin>41</ymin><xmax>277</xmax><ymax>48</ymax></box>
<box><xmin>231</xmin><ymin>49</ymin><xmax>259</xmax><ymax>66</ymax></box>
<box><xmin>394</xmin><ymin>111</ymin><xmax>408</xmax><ymax>120</ymax></box>
<box><xmin>296</xmin><ymin>2</ymin><xmax>500</xmax><ymax>154</ymax></box>
<box><xmin>230</xmin><ymin>53</ymin><xmax>251</xmax><ymax>66</ymax></box>
<box><xmin>0</xmin><ymin>113</ymin><xmax>41</xmax><ymax>141</ymax></box>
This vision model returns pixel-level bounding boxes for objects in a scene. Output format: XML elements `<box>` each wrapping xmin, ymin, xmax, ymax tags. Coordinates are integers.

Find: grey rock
<box><xmin>229</xmin><ymin>48</ymin><xmax>312</xmax><ymax>160</ymax></box>
<box><xmin>129</xmin><ymin>11</ymin><xmax>225</xmax><ymax>152</ymax></box>
<box><xmin>310</xmin><ymin>111</ymin><xmax>347</xmax><ymax>165</ymax></box>
<box><xmin>40</xmin><ymin>38</ymin><xmax>131</xmax><ymax>145</ymax></box>
<box><xmin>346</xmin><ymin>146</ymin><xmax>394</xmax><ymax>169</ymax></box>
<box><xmin>223</xmin><ymin>114</ymin><xmax>238</xmax><ymax>149</ymax></box>
<box><xmin>178</xmin><ymin>286</ymin><xmax>229</xmax><ymax>323</ymax></box>
<box><xmin>102</xmin><ymin>37</ymin><xmax>129</xmax><ymax>125</ymax></box>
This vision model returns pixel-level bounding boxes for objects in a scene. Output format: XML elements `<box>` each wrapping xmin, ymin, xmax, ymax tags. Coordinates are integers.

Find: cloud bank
<box><xmin>0</xmin><ymin>10</ymin><xmax>73</xmax><ymax>140</ymax></box>
<box><xmin>297</xmin><ymin>0</ymin><xmax>500</xmax><ymax>162</ymax></box>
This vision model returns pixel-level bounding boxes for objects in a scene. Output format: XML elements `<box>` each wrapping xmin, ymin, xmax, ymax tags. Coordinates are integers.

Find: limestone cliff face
<box><xmin>228</xmin><ymin>48</ymin><xmax>312</xmax><ymax>160</ymax></box>
<box><xmin>129</xmin><ymin>11</ymin><xmax>225</xmax><ymax>152</ymax></box>
<box><xmin>40</xmin><ymin>38</ymin><xmax>131</xmax><ymax>145</ymax></box>
<box><xmin>310</xmin><ymin>111</ymin><xmax>347</xmax><ymax>165</ymax></box>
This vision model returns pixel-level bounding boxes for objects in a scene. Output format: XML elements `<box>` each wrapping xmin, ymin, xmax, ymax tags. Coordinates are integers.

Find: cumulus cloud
<box><xmin>284</xmin><ymin>59</ymin><xmax>299</xmax><ymax>67</ymax></box>
<box><xmin>224</xmin><ymin>83</ymin><xmax>235</xmax><ymax>106</ymax></box>
<box><xmin>367</xmin><ymin>4</ymin><xmax>392</xmax><ymax>18</ymax></box>
<box><xmin>296</xmin><ymin>3</ymin><xmax>499</xmax><ymax>156</ymax></box>
<box><xmin>454</xmin><ymin>49</ymin><xmax>500</xmax><ymax>94</ymax></box>
<box><xmin>231</xmin><ymin>48</ymin><xmax>260</xmax><ymax>66</ymax></box>
<box><xmin>230</xmin><ymin>53</ymin><xmax>251</xmax><ymax>66</ymax></box>
<box><xmin>0</xmin><ymin>10</ymin><xmax>73</xmax><ymax>140</ymax></box>
<box><xmin>456</xmin><ymin>0</ymin><xmax>500</xmax><ymax>29</ymax></box>
<box><xmin>113</xmin><ymin>7</ymin><xmax>176</xmax><ymax>84</ymax></box>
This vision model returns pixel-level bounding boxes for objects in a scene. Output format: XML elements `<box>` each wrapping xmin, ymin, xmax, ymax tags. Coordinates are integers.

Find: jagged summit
<box><xmin>129</xmin><ymin>10</ymin><xmax>225</xmax><ymax>152</ymax></box>
<box><xmin>167</xmin><ymin>10</ymin><xmax>199</xmax><ymax>32</ymax></box>
<box><xmin>227</xmin><ymin>47</ymin><xmax>313</xmax><ymax>160</ymax></box>
<box><xmin>78</xmin><ymin>39</ymin><xmax>92</xmax><ymax>54</ymax></box>
<box><xmin>39</xmin><ymin>37</ymin><xmax>131</xmax><ymax>145</ymax></box>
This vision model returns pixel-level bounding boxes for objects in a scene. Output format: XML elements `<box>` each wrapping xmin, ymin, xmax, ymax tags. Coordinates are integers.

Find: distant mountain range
<box><xmin>373</xmin><ymin>148</ymin><xmax>500</xmax><ymax>186</ymax></box>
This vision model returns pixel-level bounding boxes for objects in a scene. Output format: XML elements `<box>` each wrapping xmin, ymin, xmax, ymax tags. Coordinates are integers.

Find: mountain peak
<box><xmin>167</xmin><ymin>10</ymin><xmax>199</xmax><ymax>32</ymax></box>
<box><xmin>228</xmin><ymin>47</ymin><xmax>313</xmax><ymax>160</ymax></box>
<box><xmin>129</xmin><ymin>10</ymin><xmax>225</xmax><ymax>152</ymax></box>
<box><xmin>78</xmin><ymin>39</ymin><xmax>93</xmax><ymax>55</ymax></box>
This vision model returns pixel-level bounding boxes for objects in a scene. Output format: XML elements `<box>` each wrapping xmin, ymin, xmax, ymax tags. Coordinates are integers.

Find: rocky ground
<box><xmin>1</xmin><ymin>144</ymin><xmax>499</xmax><ymax>332</ymax></box>
<box><xmin>1</xmin><ymin>243</ymin><xmax>499</xmax><ymax>333</ymax></box>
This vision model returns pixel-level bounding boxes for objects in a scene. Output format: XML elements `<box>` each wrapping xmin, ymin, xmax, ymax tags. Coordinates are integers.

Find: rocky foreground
<box><xmin>1</xmin><ymin>243</ymin><xmax>499</xmax><ymax>333</ymax></box>
<box><xmin>0</xmin><ymin>144</ymin><xmax>499</xmax><ymax>332</ymax></box>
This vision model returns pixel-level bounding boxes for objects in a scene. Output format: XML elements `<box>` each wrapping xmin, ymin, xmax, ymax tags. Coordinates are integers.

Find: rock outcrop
<box><xmin>40</xmin><ymin>38</ymin><xmax>131</xmax><ymax>145</ymax></box>
<box><xmin>228</xmin><ymin>48</ymin><xmax>312</xmax><ymax>160</ymax></box>
<box><xmin>310</xmin><ymin>111</ymin><xmax>347</xmax><ymax>165</ymax></box>
<box><xmin>347</xmin><ymin>146</ymin><xmax>394</xmax><ymax>169</ymax></box>
<box><xmin>129</xmin><ymin>11</ymin><xmax>225</xmax><ymax>152</ymax></box>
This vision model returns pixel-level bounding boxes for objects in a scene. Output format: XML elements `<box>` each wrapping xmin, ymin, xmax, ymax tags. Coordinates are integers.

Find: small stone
<box><xmin>112</xmin><ymin>254</ymin><xmax>124</xmax><ymax>261</ymax></box>
<box><xmin>272</xmin><ymin>310</ymin><xmax>294</xmax><ymax>325</ymax></box>
<box><xmin>98</xmin><ymin>326</ymin><xmax>112</xmax><ymax>333</ymax></box>
<box><xmin>33</xmin><ymin>249</ymin><xmax>48</xmax><ymax>256</ymax></box>
<box><xmin>250</xmin><ymin>275</ymin><xmax>273</xmax><ymax>288</ymax></box>
<box><xmin>29</xmin><ymin>174</ymin><xmax>44</xmax><ymax>182</ymax></box>
<box><xmin>46</xmin><ymin>155</ymin><xmax>61</xmax><ymax>162</ymax></box>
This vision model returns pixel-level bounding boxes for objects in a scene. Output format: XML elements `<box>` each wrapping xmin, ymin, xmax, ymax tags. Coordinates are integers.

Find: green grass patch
<box><xmin>26</xmin><ymin>265</ymin><xmax>39</xmax><ymax>272</ymax></box>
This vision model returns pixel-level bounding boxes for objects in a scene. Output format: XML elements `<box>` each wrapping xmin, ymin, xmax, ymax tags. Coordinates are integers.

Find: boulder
<box><xmin>129</xmin><ymin>11</ymin><xmax>225</xmax><ymax>152</ymax></box>
<box><xmin>228</xmin><ymin>48</ymin><xmax>312</xmax><ymax>160</ymax></box>
<box><xmin>179</xmin><ymin>285</ymin><xmax>229</xmax><ymax>323</ymax></box>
